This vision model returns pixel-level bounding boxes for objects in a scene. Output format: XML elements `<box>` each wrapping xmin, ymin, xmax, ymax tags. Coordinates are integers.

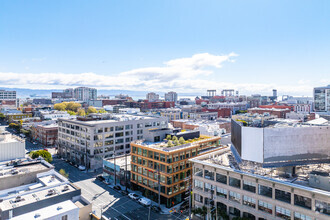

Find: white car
<box><xmin>138</xmin><ymin>197</ymin><xmax>151</xmax><ymax>206</ymax></box>
<box><xmin>128</xmin><ymin>193</ymin><xmax>139</xmax><ymax>200</ymax></box>
<box><xmin>78</xmin><ymin>165</ymin><xmax>86</xmax><ymax>171</ymax></box>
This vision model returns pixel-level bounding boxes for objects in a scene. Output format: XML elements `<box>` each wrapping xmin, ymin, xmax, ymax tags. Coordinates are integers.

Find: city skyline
<box><xmin>1</xmin><ymin>1</ymin><xmax>329</xmax><ymax>96</ymax></box>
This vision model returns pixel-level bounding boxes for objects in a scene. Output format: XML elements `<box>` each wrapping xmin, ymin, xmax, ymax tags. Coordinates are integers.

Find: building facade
<box><xmin>314</xmin><ymin>85</ymin><xmax>330</xmax><ymax>114</ymax></box>
<box><xmin>31</xmin><ymin>124</ymin><xmax>58</xmax><ymax>147</ymax></box>
<box><xmin>73</xmin><ymin>87</ymin><xmax>97</xmax><ymax>102</ymax></box>
<box><xmin>190</xmin><ymin>147</ymin><xmax>330</xmax><ymax>220</ymax></box>
<box><xmin>146</xmin><ymin>92</ymin><xmax>160</xmax><ymax>102</ymax></box>
<box><xmin>165</xmin><ymin>91</ymin><xmax>178</xmax><ymax>102</ymax></box>
<box><xmin>0</xmin><ymin>90</ymin><xmax>16</xmax><ymax>100</ymax></box>
<box><xmin>57</xmin><ymin>114</ymin><xmax>167</xmax><ymax>170</ymax></box>
<box><xmin>130</xmin><ymin>132</ymin><xmax>221</xmax><ymax>208</ymax></box>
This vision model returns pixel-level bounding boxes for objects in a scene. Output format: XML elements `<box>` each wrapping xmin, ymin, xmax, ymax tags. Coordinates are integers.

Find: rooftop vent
<box><xmin>57</xmin><ymin>206</ymin><xmax>63</xmax><ymax>211</ymax></box>
<box><xmin>62</xmin><ymin>185</ymin><xmax>69</xmax><ymax>192</ymax></box>
<box><xmin>15</xmin><ymin>196</ymin><xmax>22</xmax><ymax>203</ymax></box>
<box><xmin>34</xmin><ymin>213</ymin><xmax>41</xmax><ymax>218</ymax></box>
<box><xmin>47</xmin><ymin>189</ymin><xmax>55</xmax><ymax>196</ymax></box>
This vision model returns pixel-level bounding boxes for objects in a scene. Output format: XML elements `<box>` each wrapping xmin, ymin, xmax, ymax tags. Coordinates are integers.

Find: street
<box><xmin>52</xmin><ymin>159</ymin><xmax>188</xmax><ymax>220</ymax></box>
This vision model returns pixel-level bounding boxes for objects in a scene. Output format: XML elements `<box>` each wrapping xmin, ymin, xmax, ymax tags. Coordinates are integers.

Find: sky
<box><xmin>0</xmin><ymin>0</ymin><xmax>329</xmax><ymax>97</ymax></box>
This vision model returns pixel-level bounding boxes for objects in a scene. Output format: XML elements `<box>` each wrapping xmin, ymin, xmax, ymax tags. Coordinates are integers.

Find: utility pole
<box><xmin>125</xmin><ymin>153</ymin><xmax>128</xmax><ymax>192</ymax></box>
<box><xmin>148</xmin><ymin>204</ymin><xmax>151</xmax><ymax>220</ymax></box>
<box><xmin>114</xmin><ymin>150</ymin><xmax>116</xmax><ymax>185</ymax></box>
<box><xmin>158</xmin><ymin>163</ymin><xmax>161</xmax><ymax>208</ymax></box>
<box><xmin>188</xmin><ymin>175</ymin><xmax>192</xmax><ymax>220</ymax></box>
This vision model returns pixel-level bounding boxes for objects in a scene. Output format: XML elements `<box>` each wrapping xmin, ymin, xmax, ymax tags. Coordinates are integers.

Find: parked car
<box><xmin>151</xmin><ymin>205</ymin><xmax>161</xmax><ymax>213</ymax></box>
<box><xmin>78</xmin><ymin>165</ymin><xmax>86</xmax><ymax>171</ymax></box>
<box><xmin>128</xmin><ymin>193</ymin><xmax>139</xmax><ymax>200</ymax></box>
<box><xmin>113</xmin><ymin>185</ymin><xmax>122</xmax><ymax>191</ymax></box>
<box><xmin>96</xmin><ymin>175</ymin><xmax>105</xmax><ymax>181</ymax></box>
<box><xmin>138</xmin><ymin>197</ymin><xmax>151</xmax><ymax>206</ymax></box>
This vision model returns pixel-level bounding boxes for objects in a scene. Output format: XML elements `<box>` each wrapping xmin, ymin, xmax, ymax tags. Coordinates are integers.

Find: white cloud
<box><xmin>0</xmin><ymin>52</ymin><xmax>316</xmax><ymax>96</ymax></box>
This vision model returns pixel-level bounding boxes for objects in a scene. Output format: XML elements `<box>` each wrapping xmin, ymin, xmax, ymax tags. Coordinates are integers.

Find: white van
<box><xmin>138</xmin><ymin>197</ymin><xmax>151</xmax><ymax>206</ymax></box>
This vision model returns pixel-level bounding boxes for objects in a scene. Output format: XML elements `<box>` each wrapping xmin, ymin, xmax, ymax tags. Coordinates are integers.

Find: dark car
<box><xmin>151</xmin><ymin>205</ymin><xmax>162</xmax><ymax>213</ymax></box>
<box><xmin>113</xmin><ymin>185</ymin><xmax>122</xmax><ymax>191</ymax></box>
<box><xmin>96</xmin><ymin>175</ymin><xmax>105</xmax><ymax>181</ymax></box>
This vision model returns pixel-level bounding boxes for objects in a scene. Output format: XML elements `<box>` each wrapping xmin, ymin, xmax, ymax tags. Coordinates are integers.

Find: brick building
<box><xmin>32</xmin><ymin>124</ymin><xmax>58</xmax><ymax>147</ymax></box>
<box><xmin>247</xmin><ymin>107</ymin><xmax>291</xmax><ymax>118</ymax></box>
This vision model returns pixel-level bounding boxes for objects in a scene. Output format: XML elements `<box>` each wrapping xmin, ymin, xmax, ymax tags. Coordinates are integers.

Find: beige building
<box><xmin>190</xmin><ymin>147</ymin><xmax>330</xmax><ymax>220</ymax></box>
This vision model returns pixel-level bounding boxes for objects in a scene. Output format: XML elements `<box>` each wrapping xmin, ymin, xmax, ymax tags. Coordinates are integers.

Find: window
<box><xmin>243</xmin><ymin>195</ymin><xmax>256</xmax><ymax>208</ymax></box>
<box><xmin>194</xmin><ymin>179</ymin><xmax>203</xmax><ymax>190</ymax></box>
<box><xmin>154</xmin><ymin>152</ymin><xmax>159</xmax><ymax>160</ymax></box>
<box><xmin>194</xmin><ymin>167</ymin><xmax>203</xmax><ymax>177</ymax></box>
<box><xmin>148</xmin><ymin>151</ymin><xmax>153</xmax><ymax>159</ymax></box>
<box><xmin>229</xmin><ymin>177</ymin><xmax>241</xmax><ymax>188</ymax></box>
<box><xmin>243</xmin><ymin>180</ymin><xmax>256</xmax><ymax>193</ymax></box>
<box><xmin>115</xmin><ymin>125</ymin><xmax>124</xmax><ymax>131</ymax></box>
<box><xmin>115</xmin><ymin>132</ymin><xmax>124</xmax><ymax>137</ymax></box>
<box><xmin>167</xmin><ymin>155</ymin><xmax>172</xmax><ymax>163</ymax></box>
<box><xmin>315</xmin><ymin>200</ymin><xmax>330</xmax><ymax>216</ymax></box>
<box><xmin>276</xmin><ymin>206</ymin><xmax>291</xmax><ymax>220</ymax></box>
<box><xmin>104</xmin><ymin>133</ymin><xmax>113</xmax><ymax>139</ymax></box>
<box><xmin>294</xmin><ymin>195</ymin><xmax>311</xmax><ymax>210</ymax></box>
<box><xmin>216</xmin><ymin>173</ymin><xmax>227</xmax><ymax>184</ymax></box>
<box><xmin>194</xmin><ymin>194</ymin><xmax>203</xmax><ymax>203</ymax></box>
<box><xmin>258</xmin><ymin>200</ymin><xmax>273</xmax><ymax>214</ymax></box>
<box><xmin>216</xmin><ymin>187</ymin><xmax>227</xmax><ymax>198</ymax></box>
<box><xmin>137</xmin><ymin>148</ymin><xmax>142</xmax><ymax>155</ymax></box>
<box><xmin>160</xmin><ymin>154</ymin><xmax>165</xmax><ymax>162</ymax></box>
<box><xmin>125</xmin><ymin>124</ymin><xmax>132</xmax><ymax>130</ymax></box>
<box><xmin>61</xmin><ymin>215</ymin><xmax>68</xmax><ymax>220</ymax></box>
<box><xmin>204</xmin><ymin>170</ymin><xmax>214</xmax><ymax>180</ymax></box>
<box><xmin>142</xmin><ymin>149</ymin><xmax>147</xmax><ymax>157</ymax></box>
<box><xmin>229</xmin><ymin>191</ymin><xmax>240</xmax><ymax>203</ymax></box>
<box><xmin>229</xmin><ymin>207</ymin><xmax>240</xmax><ymax>217</ymax></box>
<box><xmin>258</xmin><ymin>185</ymin><xmax>272</xmax><ymax>198</ymax></box>
<box><xmin>275</xmin><ymin>189</ymin><xmax>291</xmax><ymax>204</ymax></box>
<box><xmin>167</xmin><ymin>187</ymin><xmax>172</xmax><ymax>195</ymax></box>
<box><xmin>294</xmin><ymin>212</ymin><xmax>312</xmax><ymax>220</ymax></box>
<box><xmin>204</xmin><ymin>182</ymin><xmax>214</xmax><ymax>193</ymax></box>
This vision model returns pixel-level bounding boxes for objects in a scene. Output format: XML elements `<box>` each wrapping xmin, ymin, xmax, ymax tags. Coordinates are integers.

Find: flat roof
<box><xmin>11</xmin><ymin>200</ymin><xmax>78</xmax><ymax>220</ymax></box>
<box><xmin>133</xmin><ymin>136</ymin><xmax>220</xmax><ymax>152</ymax></box>
<box><xmin>0</xmin><ymin>160</ymin><xmax>51</xmax><ymax>179</ymax></box>
<box><xmin>190</xmin><ymin>147</ymin><xmax>330</xmax><ymax>196</ymax></box>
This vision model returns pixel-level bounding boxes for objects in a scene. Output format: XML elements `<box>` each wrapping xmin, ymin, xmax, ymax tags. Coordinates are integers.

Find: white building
<box><xmin>39</xmin><ymin>110</ymin><xmax>73</xmax><ymax>120</ymax></box>
<box><xmin>207</xmin><ymin>102</ymin><xmax>248</xmax><ymax>114</ymax></box>
<box><xmin>165</xmin><ymin>91</ymin><xmax>178</xmax><ymax>102</ymax></box>
<box><xmin>118</xmin><ymin>108</ymin><xmax>140</xmax><ymax>114</ymax></box>
<box><xmin>146</xmin><ymin>92</ymin><xmax>159</xmax><ymax>102</ymax></box>
<box><xmin>0</xmin><ymin>90</ymin><xmax>16</xmax><ymax>100</ymax></box>
<box><xmin>190</xmin><ymin>147</ymin><xmax>330</xmax><ymax>220</ymax></box>
<box><xmin>74</xmin><ymin>87</ymin><xmax>97</xmax><ymax>102</ymax></box>
<box><xmin>0</xmin><ymin>130</ymin><xmax>25</xmax><ymax>161</ymax></box>
<box><xmin>314</xmin><ymin>85</ymin><xmax>330</xmax><ymax>114</ymax></box>
<box><xmin>58</xmin><ymin>113</ymin><xmax>168</xmax><ymax>169</ymax></box>
<box><xmin>0</xmin><ymin>160</ymin><xmax>91</xmax><ymax>220</ymax></box>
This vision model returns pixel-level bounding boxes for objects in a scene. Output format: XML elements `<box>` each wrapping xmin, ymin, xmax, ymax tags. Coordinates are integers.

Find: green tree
<box><xmin>173</xmin><ymin>139</ymin><xmax>179</xmax><ymax>146</ymax></box>
<box><xmin>66</xmin><ymin>102</ymin><xmax>81</xmax><ymax>112</ymax></box>
<box><xmin>179</xmin><ymin>137</ymin><xmax>185</xmax><ymax>145</ymax></box>
<box><xmin>172</xmin><ymin>136</ymin><xmax>178</xmax><ymax>141</ymax></box>
<box><xmin>98</xmin><ymin>109</ymin><xmax>107</xmax><ymax>113</ymax></box>
<box><xmin>165</xmin><ymin>135</ymin><xmax>172</xmax><ymax>140</ymax></box>
<box><xmin>37</xmin><ymin>150</ymin><xmax>52</xmax><ymax>163</ymax></box>
<box><xmin>59</xmin><ymin>169</ymin><xmax>69</xmax><ymax>178</ymax></box>
<box><xmin>87</xmin><ymin>106</ymin><xmax>98</xmax><ymax>114</ymax></box>
<box><xmin>67</xmin><ymin>110</ymin><xmax>77</xmax><ymax>115</ymax></box>
<box><xmin>54</xmin><ymin>103</ymin><xmax>66</xmax><ymax>111</ymax></box>
<box><xmin>0</xmin><ymin>113</ymin><xmax>5</xmax><ymax>120</ymax></box>
<box><xmin>77</xmin><ymin>109</ymin><xmax>86</xmax><ymax>116</ymax></box>
<box><xmin>167</xmin><ymin>140</ymin><xmax>174</xmax><ymax>147</ymax></box>
<box><xmin>30</xmin><ymin>151</ymin><xmax>40</xmax><ymax>159</ymax></box>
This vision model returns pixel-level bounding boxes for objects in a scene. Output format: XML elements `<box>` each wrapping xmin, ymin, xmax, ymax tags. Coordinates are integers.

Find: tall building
<box><xmin>146</xmin><ymin>92</ymin><xmax>159</xmax><ymax>102</ymax></box>
<box><xmin>314</xmin><ymin>85</ymin><xmax>330</xmax><ymax>114</ymax></box>
<box><xmin>165</xmin><ymin>91</ymin><xmax>178</xmax><ymax>102</ymax></box>
<box><xmin>58</xmin><ymin>113</ymin><xmax>167</xmax><ymax>170</ymax></box>
<box><xmin>73</xmin><ymin>87</ymin><xmax>97</xmax><ymax>102</ymax></box>
<box><xmin>52</xmin><ymin>88</ymin><xmax>74</xmax><ymax>99</ymax></box>
<box><xmin>0</xmin><ymin>90</ymin><xmax>16</xmax><ymax>100</ymax></box>
<box><xmin>130</xmin><ymin>128</ymin><xmax>222</xmax><ymax>208</ymax></box>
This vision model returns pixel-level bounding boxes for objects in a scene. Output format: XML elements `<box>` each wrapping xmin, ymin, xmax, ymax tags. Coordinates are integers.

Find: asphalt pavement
<box><xmin>52</xmin><ymin>159</ymin><xmax>188</xmax><ymax>220</ymax></box>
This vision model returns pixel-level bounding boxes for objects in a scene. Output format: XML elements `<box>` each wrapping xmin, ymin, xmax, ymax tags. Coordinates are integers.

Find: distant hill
<box><xmin>0</xmin><ymin>87</ymin><xmax>198</xmax><ymax>99</ymax></box>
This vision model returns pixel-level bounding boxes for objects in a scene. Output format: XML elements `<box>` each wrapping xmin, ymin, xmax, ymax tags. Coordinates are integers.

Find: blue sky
<box><xmin>0</xmin><ymin>0</ymin><xmax>329</xmax><ymax>96</ymax></box>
